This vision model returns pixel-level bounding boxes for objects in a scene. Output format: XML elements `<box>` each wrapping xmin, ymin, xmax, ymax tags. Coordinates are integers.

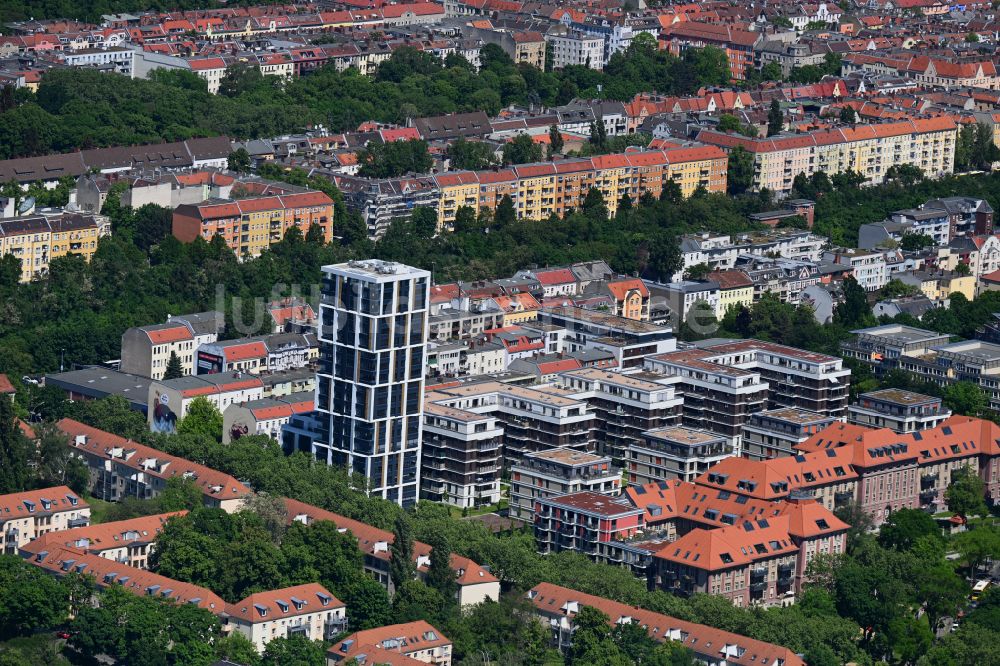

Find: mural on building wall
<box><xmin>151</xmin><ymin>390</ymin><xmax>178</xmax><ymax>433</ymax></box>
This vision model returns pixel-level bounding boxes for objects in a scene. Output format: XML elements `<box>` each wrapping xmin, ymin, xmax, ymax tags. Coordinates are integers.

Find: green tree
<box><xmin>0</xmin><ymin>394</ymin><xmax>31</xmax><ymax>493</ymax></box>
<box><xmin>877</xmin><ymin>508</ymin><xmax>941</xmax><ymax>551</ymax></box>
<box><xmin>389</xmin><ymin>513</ymin><xmax>415</xmax><ymax>591</ymax></box>
<box><xmin>260</xmin><ymin>635</ymin><xmax>326</xmax><ymax>666</ymax></box>
<box><xmin>839</xmin><ymin>105</ymin><xmax>857</xmax><ymax>124</ymax></box>
<box><xmin>952</xmin><ymin>525</ymin><xmax>1000</xmax><ymax>580</ymax></box>
<box><xmin>727</xmin><ymin>145</ymin><xmax>754</xmax><ymax>195</ymax></box>
<box><xmin>943</xmin><ymin>382</ymin><xmax>988</xmax><ymax>417</ymax></box>
<box><xmin>163</xmin><ymin>351</ymin><xmax>184</xmax><ymax>380</ymax></box>
<box><xmin>945</xmin><ymin>465</ymin><xmax>987</xmax><ymax>521</ymax></box>
<box><xmin>915</xmin><ymin>563</ymin><xmax>966</xmax><ymax>632</ymax></box>
<box><xmin>0</xmin><ymin>555</ymin><xmax>70</xmax><ymax>638</ymax></box>
<box><xmin>502</xmin><ymin>133</ymin><xmax>543</xmax><ymax>166</ymax></box>
<box><xmin>391</xmin><ymin>579</ymin><xmax>447</xmax><ymax>624</ymax></box>
<box><xmin>767</xmin><ymin>99</ymin><xmax>783</xmax><ymax>137</ymax></box>
<box><xmin>494</xmin><ymin>194</ymin><xmax>516</xmax><ymax>228</ymax></box>
<box><xmin>446</xmin><ymin>138</ymin><xmax>496</xmax><ymax>171</ymax></box>
<box><xmin>357</xmin><ymin>139</ymin><xmax>433</xmax><ymax>178</ymax></box>
<box><xmin>215</xmin><ymin>633</ymin><xmax>262</xmax><ymax>666</ymax></box>
<box><xmin>158</xmin><ymin>476</ymin><xmax>204</xmax><ymax>512</ymax></box>
<box><xmin>589</xmin><ymin>120</ymin><xmax>608</xmax><ymax>151</ymax></box>
<box><xmin>833</xmin><ymin>276</ymin><xmax>874</xmax><ymax>329</ymax></box>
<box><xmin>648</xmin><ymin>234</ymin><xmax>681</xmax><ymax>282</ymax></box>
<box><xmin>227</xmin><ymin>148</ymin><xmax>252</xmax><ymax>174</ymax></box>
<box><xmin>425</xmin><ymin>532</ymin><xmax>457</xmax><ymax>602</ymax></box>
<box><xmin>549</xmin><ymin>123</ymin><xmax>564</xmax><ymax>156</ymax></box>
<box><xmin>177</xmin><ymin>397</ymin><xmax>223</xmax><ymax>441</ymax></box>
<box><xmin>568</xmin><ymin>606</ymin><xmax>629</xmax><ymax>665</ymax></box>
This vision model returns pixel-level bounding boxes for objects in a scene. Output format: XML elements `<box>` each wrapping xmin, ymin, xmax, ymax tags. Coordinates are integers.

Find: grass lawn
<box><xmin>82</xmin><ymin>495</ymin><xmax>117</xmax><ymax>524</ymax></box>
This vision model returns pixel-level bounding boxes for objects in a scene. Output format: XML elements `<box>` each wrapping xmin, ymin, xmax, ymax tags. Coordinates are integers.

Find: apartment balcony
<box><xmin>750</xmin><ymin>581</ymin><xmax>767</xmax><ymax>594</ymax></box>
<box><xmin>834</xmin><ymin>490</ymin><xmax>853</xmax><ymax>507</ymax></box>
<box><xmin>750</xmin><ymin>567</ymin><xmax>767</xmax><ymax>581</ymax></box>
<box><xmin>778</xmin><ymin>562</ymin><xmax>794</xmax><ymax>575</ymax></box>
<box><xmin>777</xmin><ymin>573</ymin><xmax>794</xmax><ymax>587</ymax></box>
<box><xmin>324</xmin><ymin>617</ymin><xmax>348</xmax><ymax>639</ymax></box>
<box><xmin>919</xmin><ymin>488</ymin><xmax>938</xmax><ymax>503</ymax></box>
<box><xmin>920</xmin><ymin>474</ymin><xmax>937</xmax><ymax>490</ymax></box>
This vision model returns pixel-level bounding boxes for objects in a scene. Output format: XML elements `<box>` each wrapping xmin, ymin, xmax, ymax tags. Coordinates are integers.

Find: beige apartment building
<box><xmin>698</xmin><ymin>117</ymin><xmax>957</xmax><ymax>195</ymax></box>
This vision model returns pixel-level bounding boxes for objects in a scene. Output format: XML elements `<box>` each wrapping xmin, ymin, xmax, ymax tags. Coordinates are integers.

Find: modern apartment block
<box><xmin>419</xmin><ymin>390</ymin><xmax>504</xmax><ymax>508</ymax></box>
<box><xmin>645</xmin><ymin>339</ymin><xmax>850</xmax><ymax>452</ymax></box>
<box><xmin>58</xmin><ymin>419</ymin><xmax>251</xmax><ymax>512</ymax></box>
<box><xmin>848</xmin><ymin>389</ymin><xmax>952</xmax><ymax>434</ymax></box>
<box><xmin>510</xmin><ymin>448</ymin><xmax>621</xmax><ymax>522</ymax></box>
<box><xmin>644</xmin><ymin>350</ymin><xmax>768</xmax><ymax>453</ymax></box>
<box><xmin>742</xmin><ymin>408</ymin><xmax>837</xmax><ymax>461</ymax></box>
<box><xmin>309</xmin><ymin>260</ymin><xmax>430</xmax><ymax>507</ymax></box>
<box><xmin>626</xmin><ymin>426</ymin><xmax>733</xmax><ymax>484</ymax></box>
<box><xmin>172</xmin><ymin>190</ymin><xmax>334</xmax><ymax>258</ymax></box>
<box><xmin>555</xmin><ymin>367</ymin><xmax>683</xmax><ymax>460</ymax></box>
<box><xmin>536</xmin><ymin>305</ymin><xmax>677</xmax><ymax>369</ymax></box>
<box><xmin>0</xmin><ymin>486</ymin><xmax>89</xmax><ymax>554</ymax></box>
<box><xmin>697</xmin><ymin>117</ymin><xmax>957</xmax><ymax>195</ymax></box>
<box><xmin>534</xmin><ymin>491</ymin><xmax>644</xmax><ymax>556</ymax></box>
<box><xmin>0</xmin><ymin>212</ymin><xmax>110</xmax><ymax>282</ymax></box>
<box><xmin>840</xmin><ymin>324</ymin><xmax>951</xmax><ymax>369</ymax></box>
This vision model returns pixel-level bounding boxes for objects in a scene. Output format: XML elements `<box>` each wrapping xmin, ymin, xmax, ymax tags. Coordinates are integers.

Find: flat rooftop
<box><xmin>525</xmin><ymin>447</ymin><xmax>609</xmax><ymax>466</ymax></box>
<box><xmin>540</xmin><ymin>491</ymin><xmax>642</xmax><ymax>517</ymax></box>
<box><xmin>45</xmin><ymin>367</ymin><xmax>151</xmax><ymax>404</ymax></box>
<box><xmin>643</xmin><ymin>426</ymin><xmax>725</xmax><ymax>445</ymax></box>
<box><xmin>751</xmin><ymin>407</ymin><xmax>833</xmax><ymax>425</ymax></box>
<box><xmin>322</xmin><ymin>259</ymin><xmax>429</xmax><ymax>279</ymax></box>
<box><xmin>540</xmin><ymin>305</ymin><xmax>670</xmax><ymax>335</ymax></box>
<box><xmin>933</xmin><ymin>339</ymin><xmax>1000</xmax><ymax>362</ymax></box>
<box><xmin>850</xmin><ymin>324</ymin><xmax>948</xmax><ymax>344</ymax></box>
<box><xmin>858</xmin><ymin>388</ymin><xmax>940</xmax><ymax>406</ymax></box>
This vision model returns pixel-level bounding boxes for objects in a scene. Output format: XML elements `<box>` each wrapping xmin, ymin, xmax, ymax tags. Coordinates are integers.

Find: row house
<box><xmin>536</xmin><ymin>305</ymin><xmax>677</xmax><ymax>369</ymax></box>
<box><xmin>555</xmin><ymin>367</ymin><xmax>683</xmax><ymax>460</ymax></box>
<box><xmin>653</xmin><ymin>497</ymin><xmax>848</xmax><ymax>607</ymax></box>
<box><xmin>0</xmin><ymin>487</ymin><xmax>89</xmax><ymax>554</ymax></box>
<box><xmin>282</xmin><ymin>498</ymin><xmax>500</xmax><ymax>607</ymax></box>
<box><xmin>527</xmin><ymin>582</ymin><xmax>805</xmax><ymax>666</ymax></box>
<box><xmin>172</xmin><ymin>191</ymin><xmax>334</xmax><ymax>258</ymax></box>
<box><xmin>429</xmin><ymin>145</ymin><xmax>727</xmax><ymax>231</ymax></box>
<box><xmin>119</xmin><ymin>310</ymin><xmax>222</xmax><ymax>380</ymax></box>
<box><xmin>327</xmin><ymin>621</ymin><xmax>452</xmax><ymax>666</ymax></box>
<box><xmin>697</xmin><ymin>117</ymin><xmax>957</xmax><ymax>195</ymax></box>
<box><xmin>27</xmin><ymin>542</ymin><xmax>344</xmax><ymax>654</ymax></box>
<box><xmin>228</xmin><ymin>584</ymin><xmax>347</xmax><ymax>653</ymax></box>
<box><xmin>510</xmin><ymin>448</ymin><xmax>620</xmax><ymax>522</ymax></box>
<box><xmin>678</xmin><ymin>228</ymin><xmax>826</xmax><ymax>277</ymax></box>
<box><xmin>57</xmin><ymin>419</ymin><xmax>251</xmax><ymax>512</ymax></box>
<box><xmin>19</xmin><ymin>511</ymin><xmax>182</xmax><ymax>569</ymax></box>
<box><xmin>195</xmin><ymin>332</ymin><xmax>317</xmax><ymax>375</ymax></box>
<box><xmin>0</xmin><ymin>212</ymin><xmax>110</xmax><ymax>283</ymax></box>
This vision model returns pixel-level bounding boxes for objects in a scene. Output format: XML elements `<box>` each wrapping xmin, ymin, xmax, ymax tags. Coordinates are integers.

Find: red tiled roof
<box><xmin>0</xmin><ymin>486</ymin><xmax>86</xmax><ymax>520</ymax></box>
<box><xmin>227</xmin><ymin>583</ymin><xmax>343</xmax><ymax>623</ymax></box>
<box><xmin>58</xmin><ymin>419</ymin><xmax>250</xmax><ymax>502</ymax></box>
<box><xmin>528</xmin><ymin>583</ymin><xmax>804</xmax><ymax>666</ymax></box>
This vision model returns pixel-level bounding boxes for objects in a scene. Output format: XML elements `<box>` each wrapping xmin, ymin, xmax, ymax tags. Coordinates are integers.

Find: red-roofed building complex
<box><xmin>0</xmin><ymin>486</ymin><xmax>89</xmax><ymax>554</ymax></box>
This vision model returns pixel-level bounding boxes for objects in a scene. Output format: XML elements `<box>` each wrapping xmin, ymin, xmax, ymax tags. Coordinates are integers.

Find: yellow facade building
<box><xmin>0</xmin><ymin>213</ymin><xmax>110</xmax><ymax>282</ymax></box>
